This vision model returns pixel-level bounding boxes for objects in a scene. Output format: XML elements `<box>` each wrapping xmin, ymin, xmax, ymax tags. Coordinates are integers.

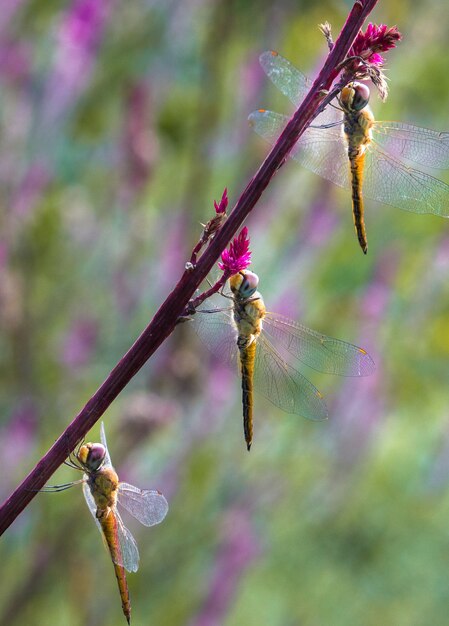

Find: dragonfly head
<box><xmin>341</xmin><ymin>82</ymin><xmax>370</xmax><ymax>111</ymax></box>
<box><xmin>230</xmin><ymin>270</ymin><xmax>259</xmax><ymax>299</ymax></box>
<box><xmin>77</xmin><ymin>442</ymin><xmax>106</xmax><ymax>471</ymax></box>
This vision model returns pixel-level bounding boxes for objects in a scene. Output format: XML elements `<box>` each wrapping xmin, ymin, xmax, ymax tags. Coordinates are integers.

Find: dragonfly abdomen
<box><xmin>240</xmin><ymin>339</ymin><xmax>257</xmax><ymax>451</ymax></box>
<box><xmin>349</xmin><ymin>152</ymin><xmax>368</xmax><ymax>254</ymax></box>
<box><xmin>99</xmin><ymin>510</ymin><xmax>131</xmax><ymax>624</ymax></box>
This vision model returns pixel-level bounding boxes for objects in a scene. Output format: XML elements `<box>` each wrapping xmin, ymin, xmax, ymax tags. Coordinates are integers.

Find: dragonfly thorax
<box><xmin>232</xmin><ymin>289</ymin><xmax>265</xmax><ymax>345</ymax></box>
<box><xmin>88</xmin><ymin>467</ymin><xmax>119</xmax><ymax>514</ymax></box>
<box><xmin>340</xmin><ymin>82</ymin><xmax>374</xmax><ymax>156</ymax></box>
<box><xmin>343</xmin><ymin>106</ymin><xmax>374</xmax><ymax>159</ymax></box>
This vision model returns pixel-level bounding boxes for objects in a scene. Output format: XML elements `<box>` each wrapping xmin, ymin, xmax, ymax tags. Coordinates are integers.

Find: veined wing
<box><xmin>118</xmin><ymin>482</ymin><xmax>168</xmax><ymax>527</ymax></box>
<box><xmin>115</xmin><ymin>509</ymin><xmax>140</xmax><ymax>573</ymax></box>
<box><xmin>191</xmin><ymin>301</ymin><xmax>239</xmax><ymax>368</ymax></box>
<box><xmin>372</xmin><ymin>122</ymin><xmax>449</xmax><ymax>169</ymax></box>
<box><xmin>100</xmin><ymin>421</ymin><xmax>113</xmax><ymax>469</ymax></box>
<box><xmin>260</xmin><ymin>50</ymin><xmax>309</xmax><ymax>106</ymax></box>
<box><xmin>262</xmin><ymin>312</ymin><xmax>375</xmax><ymax>376</ymax></box>
<box><xmin>83</xmin><ymin>479</ymin><xmax>103</xmax><ymax>536</ymax></box>
<box><xmin>259</xmin><ymin>51</ymin><xmax>341</xmax><ymax>126</ymax></box>
<box><xmin>363</xmin><ymin>142</ymin><xmax>449</xmax><ymax>216</ymax></box>
<box><xmin>253</xmin><ymin>334</ymin><xmax>328</xmax><ymax>421</ymax></box>
<box><xmin>248</xmin><ymin>109</ymin><xmax>350</xmax><ymax>188</ymax></box>
<box><xmin>82</xmin><ymin>479</ymin><xmax>139</xmax><ymax>573</ymax></box>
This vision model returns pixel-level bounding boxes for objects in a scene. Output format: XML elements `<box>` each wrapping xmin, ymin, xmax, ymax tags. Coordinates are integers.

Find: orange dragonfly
<box><xmin>249</xmin><ymin>50</ymin><xmax>449</xmax><ymax>253</ymax></box>
<box><xmin>192</xmin><ymin>270</ymin><xmax>374</xmax><ymax>450</ymax></box>
<box><xmin>42</xmin><ymin>422</ymin><xmax>168</xmax><ymax>623</ymax></box>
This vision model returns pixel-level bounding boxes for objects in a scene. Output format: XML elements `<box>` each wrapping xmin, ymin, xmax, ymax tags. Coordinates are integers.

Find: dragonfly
<box><xmin>192</xmin><ymin>270</ymin><xmax>375</xmax><ymax>450</ymax></box>
<box><xmin>42</xmin><ymin>422</ymin><xmax>168</xmax><ymax>624</ymax></box>
<box><xmin>249</xmin><ymin>50</ymin><xmax>449</xmax><ymax>254</ymax></box>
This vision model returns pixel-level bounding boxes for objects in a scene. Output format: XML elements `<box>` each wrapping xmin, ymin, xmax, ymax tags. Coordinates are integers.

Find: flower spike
<box><xmin>349</xmin><ymin>23</ymin><xmax>401</xmax><ymax>67</ymax></box>
<box><xmin>342</xmin><ymin>23</ymin><xmax>401</xmax><ymax>100</ymax></box>
<box><xmin>214</xmin><ymin>188</ymin><xmax>228</xmax><ymax>214</ymax></box>
<box><xmin>218</xmin><ymin>227</ymin><xmax>252</xmax><ymax>275</ymax></box>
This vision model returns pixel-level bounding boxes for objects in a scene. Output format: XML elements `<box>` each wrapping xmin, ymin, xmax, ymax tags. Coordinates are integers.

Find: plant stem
<box><xmin>0</xmin><ymin>0</ymin><xmax>379</xmax><ymax>536</ymax></box>
<box><xmin>187</xmin><ymin>272</ymin><xmax>231</xmax><ymax>312</ymax></box>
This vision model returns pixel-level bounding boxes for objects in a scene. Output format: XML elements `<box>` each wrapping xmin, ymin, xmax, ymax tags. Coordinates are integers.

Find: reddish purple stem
<box><xmin>188</xmin><ymin>272</ymin><xmax>231</xmax><ymax>312</ymax></box>
<box><xmin>190</xmin><ymin>238</ymin><xmax>206</xmax><ymax>266</ymax></box>
<box><xmin>0</xmin><ymin>0</ymin><xmax>379</xmax><ymax>536</ymax></box>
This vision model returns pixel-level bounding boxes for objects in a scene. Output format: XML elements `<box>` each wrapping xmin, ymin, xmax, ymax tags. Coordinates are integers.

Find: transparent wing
<box><xmin>372</xmin><ymin>122</ymin><xmax>449</xmax><ymax>169</ymax></box>
<box><xmin>115</xmin><ymin>509</ymin><xmax>140</xmax><ymax>573</ymax></box>
<box><xmin>253</xmin><ymin>334</ymin><xmax>328</xmax><ymax>421</ymax></box>
<box><xmin>263</xmin><ymin>312</ymin><xmax>375</xmax><ymax>376</ymax></box>
<box><xmin>100</xmin><ymin>421</ymin><xmax>113</xmax><ymax>469</ymax></box>
<box><xmin>363</xmin><ymin>143</ymin><xmax>449</xmax><ymax>216</ymax></box>
<box><xmin>190</xmin><ymin>299</ymin><xmax>239</xmax><ymax>368</ymax></box>
<box><xmin>248</xmin><ymin>109</ymin><xmax>289</xmax><ymax>143</ymax></box>
<box><xmin>260</xmin><ymin>50</ymin><xmax>310</xmax><ymax>106</ymax></box>
<box><xmin>117</xmin><ymin>482</ymin><xmax>168</xmax><ymax>527</ymax></box>
<box><xmin>291</xmin><ymin>124</ymin><xmax>349</xmax><ymax>187</ymax></box>
<box><xmin>259</xmin><ymin>51</ymin><xmax>341</xmax><ymax>126</ymax></box>
<box><xmin>248</xmin><ymin>109</ymin><xmax>350</xmax><ymax>188</ymax></box>
<box><xmin>82</xmin><ymin>479</ymin><xmax>103</xmax><ymax>535</ymax></box>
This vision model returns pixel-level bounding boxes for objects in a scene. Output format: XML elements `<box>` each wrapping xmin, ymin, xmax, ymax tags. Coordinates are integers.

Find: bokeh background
<box><xmin>1</xmin><ymin>1</ymin><xmax>449</xmax><ymax>625</ymax></box>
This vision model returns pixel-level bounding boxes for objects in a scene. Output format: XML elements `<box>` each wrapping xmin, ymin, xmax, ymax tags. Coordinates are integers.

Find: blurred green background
<box><xmin>1</xmin><ymin>1</ymin><xmax>449</xmax><ymax>625</ymax></box>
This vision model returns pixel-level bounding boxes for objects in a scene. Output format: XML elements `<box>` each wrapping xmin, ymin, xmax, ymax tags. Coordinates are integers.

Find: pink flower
<box><xmin>214</xmin><ymin>188</ymin><xmax>228</xmax><ymax>214</ymax></box>
<box><xmin>349</xmin><ymin>23</ymin><xmax>401</xmax><ymax>66</ymax></box>
<box><xmin>218</xmin><ymin>227</ymin><xmax>251</xmax><ymax>274</ymax></box>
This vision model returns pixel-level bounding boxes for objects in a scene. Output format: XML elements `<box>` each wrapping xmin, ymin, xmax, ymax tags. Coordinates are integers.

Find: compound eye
<box><xmin>78</xmin><ymin>443</ymin><xmax>106</xmax><ymax>471</ymax></box>
<box><xmin>88</xmin><ymin>443</ymin><xmax>106</xmax><ymax>470</ymax></box>
<box><xmin>240</xmin><ymin>270</ymin><xmax>259</xmax><ymax>298</ymax></box>
<box><xmin>352</xmin><ymin>82</ymin><xmax>370</xmax><ymax>110</ymax></box>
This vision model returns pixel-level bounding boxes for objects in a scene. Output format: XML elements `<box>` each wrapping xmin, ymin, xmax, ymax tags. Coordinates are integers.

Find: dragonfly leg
<box><xmin>176</xmin><ymin>315</ymin><xmax>193</xmax><ymax>325</ymax></box>
<box><xmin>65</xmin><ymin>445</ymin><xmax>84</xmax><ymax>471</ymax></box>
<box><xmin>64</xmin><ymin>458</ymin><xmax>84</xmax><ymax>471</ymax></box>
<box><xmin>30</xmin><ymin>478</ymin><xmax>85</xmax><ymax>493</ymax></box>
<box><xmin>218</xmin><ymin>288</ymin><xmax>233</xmax><ymax>301</ymax></box>
<box><xmin>310</xmin><ymin>119</ymin><xmax>344</xmax><ymax>129</ymax></box>
<box><xmin>335</xmin><ymin>54</ymin><xmax>369</xmax><ymax>75</ymax></box>
<box><xmin>62</xmin><ymin>432</ymin><xmax>86</xmax><ymax>471</ymax></box>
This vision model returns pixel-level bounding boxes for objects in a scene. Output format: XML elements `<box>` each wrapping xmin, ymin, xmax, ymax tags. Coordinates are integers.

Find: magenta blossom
<box><xmin>214</xmin><ymin>188</ymin><xmax>228</xmax><ymax>214</ymax></box>
<box><xmin>218</xmin><ymin>227</ymin><xmax>251</xmax><ymax>274</ymax></box>
<box><xmin>349</xmin><ymin>23</ymin><xmax>401</xmax><ymax>66</ymax></box>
